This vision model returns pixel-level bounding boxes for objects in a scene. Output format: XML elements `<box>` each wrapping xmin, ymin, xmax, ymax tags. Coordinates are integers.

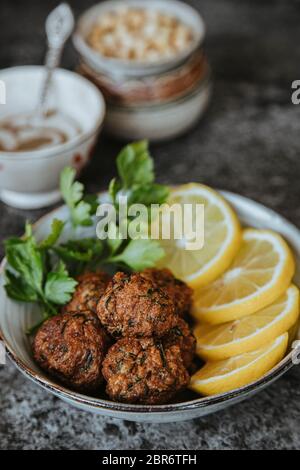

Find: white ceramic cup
<box><xmin>0</xmin><ymin>66</ymin><xmax>105</xmax><ymax>209</ymax></box>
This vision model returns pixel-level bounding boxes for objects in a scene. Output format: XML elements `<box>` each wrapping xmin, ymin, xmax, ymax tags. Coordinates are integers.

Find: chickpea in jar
<box><xmin>87</xmin><ymin>7</ymin><xmax>194</xmax><ymax>62</ymax></box>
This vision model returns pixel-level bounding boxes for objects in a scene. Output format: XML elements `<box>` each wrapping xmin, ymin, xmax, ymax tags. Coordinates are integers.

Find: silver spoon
<box><xmin>35</xmin><ymin>3</ymin><xmax>74</xmax><ymax>120</ymax></box>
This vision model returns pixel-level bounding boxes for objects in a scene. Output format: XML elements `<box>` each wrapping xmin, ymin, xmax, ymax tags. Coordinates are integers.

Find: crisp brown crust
<box><xmin>141</xmin><ymin>268</ymin><xmax>193</xmax><ymax>316</ymax></box>
<box><xmin>62</xmin><ymin>271</ymin><xmax>110</xmax><ymax>315</ymax></box>
<box><xmin>163</xmin><ymin>317</ymin><xmax>196</xmax><ymax>369</ymax></box>
<box><xmin>33</xmin><ymin>311</ymin><xmax>110</xmax><ymax>392</ymax></box>
<box><xmin>102</xmin><ymin>337</ymin><xmax>190</xmax><ymax>405</ymax></box>
<box><xmin>97</xmin><ymin>272</ymin><xmax>178</xmax><ymax>338</ymax></box>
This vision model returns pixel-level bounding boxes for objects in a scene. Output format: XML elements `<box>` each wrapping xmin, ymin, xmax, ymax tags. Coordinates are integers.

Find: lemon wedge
<box><xmin>189</xmin><ymin>333</ymin><xmax>288</xmax><ymax>396</ymax></box>
<box><xmin>156</xmin><ymin>183</ymin><xmax>241</xmax><ymax>288</ymax></box>
<box><xmin>193</xmin><ymin>229</ymin><xmax>295</xmax><ymax>324</ymax></box>
<box><xmin>195</xmin><ymin>285</ymin><xmax>299</xmax><ymax>361</ymax></box>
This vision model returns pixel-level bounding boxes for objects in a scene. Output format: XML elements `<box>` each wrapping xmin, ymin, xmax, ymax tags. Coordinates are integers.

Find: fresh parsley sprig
<box><xmin>53</xmin><ymin>238</ymin><xmax>104</xmax><ymax>277</ymax></box>
<box><xmin>4</xmin><ymin>221</ymin><xmax>77</xmax><ymax>328</ymax></box>
<box><xmin>104</xmin><ymin>141</ymin><xmax>169</xmax><ymax>271</ymax></box>
<box><xmin>60</xmin><ymin>167</ymin><xmax>98</xmax><ymax>228</ymax></box>
<box><xmin>59</xmin><ymin>141</ymin><xmax>170</xmax><ymax>273</ymax></box>
<box><xmin>109</xmin><ymin>140</ymin><xmax>170</xmax><ymax>207</ymax></box>
<box><xmin>107</xmin><ymin>239</ymin><xmax>165</xmax><ymax>272</ymax></box>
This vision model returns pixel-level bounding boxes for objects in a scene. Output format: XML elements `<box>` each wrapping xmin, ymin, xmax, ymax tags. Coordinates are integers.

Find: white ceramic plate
<box><xmin>0</xmin><ymin>191</ymin><xmax>299</xmax><ymax>423</ymax></box>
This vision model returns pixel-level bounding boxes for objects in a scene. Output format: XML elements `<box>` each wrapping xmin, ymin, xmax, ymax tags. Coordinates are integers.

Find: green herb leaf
<box><xmin>54</xmin><ymin>238</ymin><xmax>103</xmax><ymax>262</ymax></box>
<box><xmin>108</xmin><ymin>178</ymin><xmax>121</xmax><ymax>204</ymax></box>
<box><xmin>39</xmin><ymin>219</ymin><xmax>65</xmax><ymax>249</ymax></box>
<box><xmin>44</xmin><ymin>261</ymin><xmax>78</xmax><ymax>305</ymax></box>
<box><xmin>72</xmin><ymin>200</ymin><xmax>94</xmax><ymax>227</ymax></box>
<box><xmin>110</xmin><ymin>239</ymin><xmax>165</xmax><ymax>271</ymax></box>
<box><xmin>110</xmin><ymin>141</ymin><xmax>169</xmax><ymax>211</ymax></box>
<box><xmin>60</xmin><ymin>167</ymin><xmax>95</xmax><ymax>227</ymax></box>
<box><xmin>4</xmin><ymin>222</ymin><xmax>78</xmax><ymax>329</ymax></box>
<box><xmin>54</xmin><ymin>238</ymin><xmax>104</xmax><ymax>276</ymax></box>
<box><xmin>84</xmin><ymin>194</ymin><xmax>99</xmax><ymax>216</ymax></box>
<box><xmin>60</xmin><ymin>167</ymin><xmax>83</xmax><ymax>206</ymax></box>
<box><xmin>129</xmin><ymin>183</ymin><xmax>170</xmax><ymax>206</ymax></box>
<box><xmin>4</xmin><ymin>225</ymin><xmax>44</xmax><ymax>296</ymax></box>
<box><xmin>4</xmin><ymin>270</ymin><xmax>39</xmax><ymax>303</ymax></box>
<box><xmin>117</xmin><ymin>141</ymin><xmax>154</xmax><ymax>188</ymax></box>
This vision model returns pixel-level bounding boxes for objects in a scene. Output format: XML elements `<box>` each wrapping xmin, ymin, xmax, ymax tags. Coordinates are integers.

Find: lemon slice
<box><xmin>195</xmin><ymin>285</ymin><xmax>299</xmax><ymax>361</ymax></box>
<box><xmin>288</xmin><ymin>319</ymin><xmax>300</xmax><ymax>348</ymax></box>
<box><xmin>189</xmin><ymin>333</ymin><xmax>288</xmax><ymax>396</ymax></box>
<box><xmin>156</xmin><ymin>183</ymin><xmax>241</xmax><ymax>288</ymax></box>
<box><xmin>193</xmin><ymin>229</ymin><xmax>295</xmax><ymax>324</ymax></box>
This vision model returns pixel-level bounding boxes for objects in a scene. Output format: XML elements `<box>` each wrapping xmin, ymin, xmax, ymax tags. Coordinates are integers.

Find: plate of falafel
<box><xmin>33</xmin><ymin>268</ymin><xmax>196</xmax><ymax>405</ymax></box>
<box><xmin>1</xmin><ymin>142</ymin><xmax>300</xmax><ymax>423</ymax></box>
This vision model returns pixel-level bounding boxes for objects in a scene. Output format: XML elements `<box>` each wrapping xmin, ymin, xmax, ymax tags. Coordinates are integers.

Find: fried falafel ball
<box><xmin>97</xmin><ymin>271</ymin><xmax>178</xmax><ymax>338</ymax></box>
<box><xmin>163</xmin><ymin>317</ymin><xmax>196</xmax><ymax>369</ymax></box>
<box><xmin>102</xmin><ymin>337</ymin><xmax>190</xmax><ymax>404</ymax></box>
<box><xmin>141</xmin><ymin>268</ymin><xmax>193</xmax><ymax>317</ymax></box>
<box><xmin>33</xmin><ymin>311</ymin><xmax>110</xmax><ymax>392</ymax></box>
<box><xmin>62</xmin><ymin>271</ymin><xmax>110</xmax><ymax>315</ymax></box>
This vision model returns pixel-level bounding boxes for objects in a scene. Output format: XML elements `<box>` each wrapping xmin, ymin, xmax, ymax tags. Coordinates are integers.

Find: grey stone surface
<box><xmin>1</xmin><ymin>0</ymin><xmax>300</xmax><ymax>450</ymax></box>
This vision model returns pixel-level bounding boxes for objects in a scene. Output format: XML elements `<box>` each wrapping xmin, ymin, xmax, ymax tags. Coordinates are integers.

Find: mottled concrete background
<box><xmin>1</xmin><ymin>0</ymin><xmax>300</xmax><ymax>450</ymax></box>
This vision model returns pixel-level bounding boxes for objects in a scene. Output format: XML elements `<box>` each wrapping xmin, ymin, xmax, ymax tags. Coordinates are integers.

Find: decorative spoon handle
<box><xmin>36</xmin><ymin>3</ymin><xmax>74</xmax><ymax>118</ymax></box>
